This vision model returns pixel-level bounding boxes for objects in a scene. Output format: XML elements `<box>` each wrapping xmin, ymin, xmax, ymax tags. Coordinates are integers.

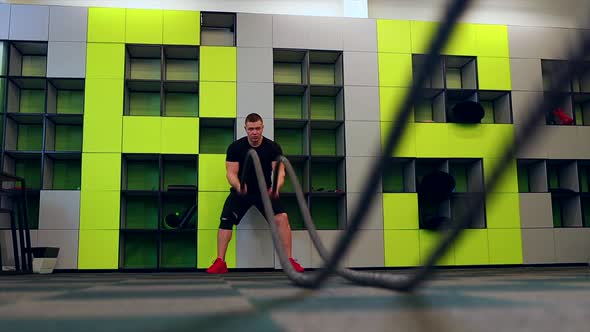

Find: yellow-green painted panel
<box><xmin>379</xmin><ymin>87</ymin><xmax>413</xmax><ymax>122</ymax></box>
<box><xmin>82</xmin><ymin>114</ymin><xmax>123</xmax><ymax>153</ymax></box>
<box><xmin>419</xmin><ymin>230</ymin><xmax>455</xmax><ymax>265</ymax></box>
<box><xmin>454</xmin><ymin>229</ymin><xmax>489</xmax><ymax>265</ymax></box>
<box><xmin>197</xmin><ymin>191</ymin><xmax>229</xmax><ymax>229</ymax></box>
<box><xmin>484</xmin><ymin>158</ymin><xmax>519</xmax><ymax>193</ymax></box>
<box><xmin>444</xmin><ymin>23</ymin><xmax>478</xmax><ymax>56</ymax></box>
<box><xmin>481</xmin><ymin>124</ymin><xmax>514</xmax><ymax>159</ymax></box>
<box><xmin>476</xmin><ymin>24</ymin><xmax>509</xmax><ymax>57</ymax></box>
<box><xmin>161</xmin><ymin>117</ymin><xmax>199</xmax><ymax>154</ymax></box>
<box><xmin>381</xmin><ymin>122</ymin><xmax>416</xmax><ymax>157</ymax></box>
<box><xmin>486</xmin><ymin>193</ymin><xmax>521</xmax><ymax>228</ymax></box>
<box><xmin>446</xmin><ymin>124</ymin><xmax>485</xmax><ymax>158</ymax></box>
<box><xmin>200</xmin><ymin>46</ymin><xmax>237</xmax><ymax>82</ymax></box>
<box><xmin>410</xmin><ymin>21</ymin><xmax>439</xmax><ymax>54</ymax></box>
<box><xmin>378</xmin><ymin>53</ymin><xmax>412</xmax><ymax>87</ymax></box>
<box><xmin>415</xmin><ymin>123</ymin><xmax>449</xmax><ymax>157</ymax></box>
<box><xmin>488</xmin><ymin>229</ymin><xmax>523</xmax><ymax>264</ymax></box>
<box><xmin>84</xmin><ymin>79</ymin><xmax>124</xmax><ymax>118</ymax></box>
<box><xmin>126</xmin><ymin>9</ymin><xmax>163</xmax><ymax>44</ymax></box>
<box><xmin>78</xmin><ymin>230</ymin><xmax>119</xmax><ymax>269</ymax></box>
<box><xmin>87</xmin><ymin>7</ymin><xmax>126</xmax><ymax>43</ymax></box>
<box><xmin>122</xmin><ymin>116</ymin><xmax>162</xmax><ymax>153</ymax></box>
<box><xmin>80</xmin><ymin>153</ymin><xmax>122</xmax><ymax>191</ymax></box>
<box><xmin>384</xmin><ymin>230</ymin><xmax>420</xmax><ymax>267</ymax></box>
<box><xmin>383</xmin><ymin>193</ymin><xmax>419</xmax><ymax>229</ymax></box>
<box><xmin>477</xmin><ymin>57</ymin><xmax>511</xmax><ymax>90</ymax></box>
<box><xmin>86</xmin><ymin>43</ymin><xmax>125</xmax><ymax>79</ymax></box>
<box><xmin>377</xmin><ymin>19</ymin><xmax>411</xmax><ymax>53</ymax></box>
<box><xmin>199</xmin><ymin>81</ymin><xmax>237</xmax><ymax>118</ymax></box>
<box><xmin>198</xmin><ymin>229</ymin><xmax>236</xmax><ymax>269</ymax></box>
<box><xmin>83</xmin><ymin>78</ymin><xmax>124</xmax><ymax>153</ymax></box>
<box><xmin>79</xmin><ymin>190</ymin><xmax>121</xmax><ymax>230</ymax></box>
<box><xmin>199</xmin><ymin>154</ymin><xmax>230</xmax><ymax>192</ymax></box>
<box><xmin>163</xmin><ymin>10</ymin><xmax>200</xmax><ymax>45</ymax></box>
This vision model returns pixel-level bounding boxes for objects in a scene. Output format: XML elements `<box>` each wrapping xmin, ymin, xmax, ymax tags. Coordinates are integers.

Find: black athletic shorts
<box><xmin>219</xmin><ymin>191</ymin><xmax>286</xmax><ymax>229</ymax></box>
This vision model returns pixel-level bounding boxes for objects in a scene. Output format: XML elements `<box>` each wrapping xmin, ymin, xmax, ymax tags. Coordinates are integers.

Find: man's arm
<box><xmin>271</xmin><ymin>161</ymin><xmax>286</xmax><ymax>192</ymax></box>
<box><xmin>226</xmin><ymin>161</ymin><xmax>243</xmax><ymax>193</ymax></box>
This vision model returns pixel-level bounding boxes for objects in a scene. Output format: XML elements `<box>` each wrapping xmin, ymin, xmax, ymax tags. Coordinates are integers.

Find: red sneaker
<box><xmin>206</xmin><ymin>258</ymin><xmax>228</xmax><ymax>274</ymax></box>
<box><xmin>289</xmin><ymin>258</ymin><xmax>304</xmax><ymax>273</ymax></box>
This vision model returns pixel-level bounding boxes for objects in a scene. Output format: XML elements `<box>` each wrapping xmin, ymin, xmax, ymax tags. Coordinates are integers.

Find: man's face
<box><xmin>245</xmin><ymin>120</ymin><xmax>264</xmax><ymax>143</ymax></box>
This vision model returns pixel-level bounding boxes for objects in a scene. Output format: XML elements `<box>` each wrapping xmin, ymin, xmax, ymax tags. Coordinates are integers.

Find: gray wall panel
<box><xmin>521</xmin><ymin>229</ymin><xmax>556</xmax><ymax>264</ymax></box>
<box><xmin>347</xmin><ymin>192</ymin><xmax>384</xmax><ymax>229</ymax></box>
<box><xmin>237</xmin><ymin>82</ymin><xmax>273</xmax><ymax>119</ymax></box>
<box><xmin>0</xmin><ymin>4</ymin><xmax>9</xmax><ymax>40</ymax></box>
<box><xmin>554</xmin><ymin>228</ymin><xmax>590</xmax><ymax>263</ymax></box>
<box><xmin>341</xmin><ymin>17</ymin><xmax>377</xmax><ymax>52</ymax></box>
<box><xmin>344</xmin><ymin>86</ymin><xmax>380</xmax><ymax>121</ymax></box>
<box><xmin>38</xmin><ymin>190</ymin><xmax>81</xmax><ymax>230</ymax></box>
<box><xmin>47</xmin><ymin>41</ymin><xmax>86</xmax><ymax>78</ymax></box>
<box><xmin>343</xmin><ymin>51</ymin><xmax>379</xmax><ymax>86</ymax></box>
<box><xmin>37</xmin><ymin>230</ymin><xmax>78</xmax><ymax>269</ymax></box>
<box><xmin>9</xmin><ymin>5</ymin><xmax>49</xmax><ymax>41</ymax></box>
<box><xmin>510</xmin><ymin>58</ymin><xmax>543</xmax><ymax>91</ymax></box>
<box><xmin>273</xmin><ymin>15</ymin><xmax>343</xmax><ymax>50</ymax></box>
<box><xmin>508</xmin><ymin>26</ymin><xmax>574</xmax><ymax>60</ymax></box>
<box><xmin>236</xmin><ymin>229</ymin><xmax>275</xmax><ymax>268</ymax></box>
<box><xmin>49</xmin><ymin>6</ymin><xmax>87</xmax><ymax>42</ymax></box>
<box><xmin>519</xmin><ymin>193</ymin><xmax>554</xmax><ymax>228</ymax></box>
<box><xmin>346</xmin><ymin>156</ymin><xmax>381</xmax><ymax>192</ymax></box>
<box><xmin>345</xmin><ymin>121</ymin><xmax>381</xmax><ymax>156</ymax></box>
<box><xmin>237</xmin><ymin>47</ymin><xmax>273</xmax><ymax>83</ymax></box>
<box><xmin>237</xmin><ymin>13</ymin><xmax>273</xmax><ymax>48</ymax></box>
<box><xmin>274</xmin><ymin>230</ymin><xmax>311</xmax><ymax>269</ymax></box>
<box><xmin>347</xmin><ymin>230</ymin><xmax>384</xmax><ymax>267</ymax></box>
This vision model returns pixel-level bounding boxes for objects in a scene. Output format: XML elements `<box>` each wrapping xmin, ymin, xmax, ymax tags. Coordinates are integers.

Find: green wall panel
<box><xmin>122</xmin><ymin>116</ymin><xmax>162</xmax><ymax>153</ymax></box>
<box><xmin>78</xmin><ymin>230</ymin><xmax>119</xmax><ymax>269</ymax></box>
<box><xmin>377</xmin><ymin>19</ymin><xmax>411</xmax><ymax>53</ymax></box>
<box><xmin>486</xmin><ymin>193</ymin><xmax>521</xmax><ymax>228</ymax></box>
<box><xmin>87</xmin><ymin>7</ymin><xmax>126</xmax><ymax>43</ymax></box>
<box><xmin>199</xmin><ymin>82</ymin><xmax>236</xmax><ymax>118</ymax></box>
<box><xmin>488</xmin><ymin>229</ymin><xmax>523</xmax><ymax>264</ymax></box>
<box><xmin>126</xmin><ymin>9</ymin><xmax>163</xmax><ymax>44</ymax></box>
<box><xmin>475</xmin><ymin>24</ymin><xmax>509</xmax><ymax>57</ymax></box>
<box><xmin>161</xmin><ymin>117</ymin><xmax>199</xmax><ymax>154</ymax></box>
<box><xmin>454</xmin><ymin>229</ymin><xmax>489</xmax><ymax>265</ymax></box>
<box><xmin>477</xmin><ymin>57</ymin><xmax>512</xmax><ymax>90</ymax></box>
<box><xmin>378</xmin><ymin>53</ymin><xmax>412</xmax><ymax>87</ymax></box>
<box><xmin>200</xmin><ymin>46</ymin><xmax>237</xmax><ymax>82</ymax></box>
<box><xmin>79</xmin><ymin>190</ymin><xmax>121</xmax><ymax>230</ymax></box>
<box><xmin>384</xmin><ymin>230</ymin><xmax>420</xmax><ymax>267</ymax></box>
<box><xmin>81</xmin><ymin>153</ymin><xmax>122</xmax><ymax>191</ymax></box>
<box><xmin>198</xmin><ymin>154</ymin><xmax>230</xmax><ymax>192</ymax></box>
<box><xmin>383</xmin><ymin>193</ymin><xmax>418</xmax><ymax>229</ymax></box>
<box><xmin>198</xmin><ymin>229</ymin><xmax>236</xmax><ymax>269</ymax></box>
<box><xmin>86</xmin><ymin>43</ymin><xmax>125</xmax><ymax>80</ymax></box>
<box><xmin>163</xmin><ymin>10</ymin><xmax>200</xmax><ymax>45</ymax></box>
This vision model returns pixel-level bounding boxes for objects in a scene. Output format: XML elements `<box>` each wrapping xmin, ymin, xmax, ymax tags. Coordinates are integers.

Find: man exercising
<box><xmin>206</xmin><ymin>113</ymin><xmax>305</xmax><ymax>274</ymax></box>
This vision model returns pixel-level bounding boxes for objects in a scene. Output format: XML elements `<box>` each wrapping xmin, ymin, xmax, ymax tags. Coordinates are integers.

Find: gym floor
<box><xmin>1</xmin><ymin>267</ymin><xmax>589</xmax><ymax>332</ymax></box>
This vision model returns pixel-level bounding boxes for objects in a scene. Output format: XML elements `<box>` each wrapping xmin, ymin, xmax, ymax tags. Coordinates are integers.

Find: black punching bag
<box><xmin>450</xmin><ymin>101</ymin><xmax>485</xmax><ymax>123</ymax></box>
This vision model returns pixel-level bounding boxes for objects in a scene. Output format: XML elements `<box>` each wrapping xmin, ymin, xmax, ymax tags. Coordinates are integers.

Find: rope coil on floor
<box><xmin>240</xmin><ymin>0</ymin><xmax>590</xmax><ymax>292</ymax></box>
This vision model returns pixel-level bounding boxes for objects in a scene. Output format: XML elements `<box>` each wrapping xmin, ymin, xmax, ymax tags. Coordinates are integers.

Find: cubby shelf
<box><xmin>124</xmin><ymin>45</ymin><xmax>200</xmax><ymax>117</ymax></box>
<box><xmin>273</xmin><ymin>49</ymin><xmax>347</xmax><ymax>230</ymax></box>
<box><xmin>201</xmin><ymin>12</ymin><xmax>236</xmax><ymax>46</ymax></box>
<box><xmin>542</xmin><ymin>59</ymin><xmax>590</xmax><ymax>126</ymax></box>
<box><xmin>411</xmin><ymin>54</ymin><xmax>513</xmax><ymax>124</ymax></box>
<box><xmin>383</xmin><ymin>157</ymin><xmax>486</xmax><ymax>229</ymax></box>
<box><xmin>119</xmin><ymin>153</ymin><xmax>198</xmax><ymax>270</ymax></box>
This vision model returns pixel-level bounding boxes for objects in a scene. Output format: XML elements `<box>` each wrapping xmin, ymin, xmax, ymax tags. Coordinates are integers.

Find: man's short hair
<box><xmin>245</xmin><ymin>113</ymin><xmax>263</xmax><ymax>124</ymax></box>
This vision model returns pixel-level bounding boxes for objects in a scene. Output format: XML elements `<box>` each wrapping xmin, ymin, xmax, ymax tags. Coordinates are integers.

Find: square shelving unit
<box><xmin>578</xmin><ymin>161</ymin><xmax>590</xmax><ymax>227</ymax></box>
<box><xmin>573</xmin><ymin>93</ymin><xmax>590</xmax><ymax>126</ymax></box>
<box><xmin>199</xmin><ymin>117</ymin><xmax>235</xmax><ymax>154</ymax></box>
<box><xmin>382</xmin><ymin>157</ymin><xmax>415</xmax><ymax>193</ymax></box>
<box><xmin>448</xmin><ymin>159</ymin><xmax>485</xmax><ymax>228</ymax></box>
<box><xmin>280</xmin><ymin>156</ymin><xmax>309</xmax><ymax>194</ymax></box>
<box><xmin>8</xmin><ymin>42</ymin><xmax>47</xmax><ymax>78</ymax></box>
<box><xmin>124</xmin><ymin>45</ymin><xmax>162</xmax><ymax>116</ymax></box>
<box><xmin>160</xmin><ymin>231</ymin><xmax>196</xmax><ymax>269</ymax></box>
<box><xmin>274</xmin><ymin>120</ymin><xmax>308</xmax><ymax>157</ymax></box>
<box><xmin>43</xmin><ymin>154</ymin><xmax>81</xmax><ymax>190</ymax></box>
<box><xmin>413</xmin><ymin>55</ymin><xmax>445</xmax><ymax>122</ymax></box>
<box><xmin>309</xmin><ymin>50</ymin><xmax>343</xmax><ymax>86</ymax></box>
<box><xmin>201</xmin><ymin>12</ymin><xmax>236</xmax><ymax>46</ymax></box>
<box><xmin>310</xmin><ymin>121</ymin><xmax>344</xmax><ymax>157</ymax></box>
<box><xmin>309</xmin><ymin>194</ymin><xmax>346</xmax><ymax>230</ymax></box>
<box><xmin>444</xmin><ymin>56</ymin><xmax>477</xmax><ymax>90</ymax></box>
<box><xmin>163</xmin><ymin>46</ymin><xmax>199</xmax><ymax>117</ymax></box>
<box><xmin>415</xmin><ymin>158</ymin><xmax>450</xmax><ymax>228</ymax></box>
<box><xmin>120</xmin><ymin>230</ymin><xmax>158</xmax><ymax>269</ymax></box>
<box><xmin>517</xmin><ymin>159</ymin><xmax>549</xmax><ymax>193</ymax></box>
<box><xmin>478</xmin><ymin>90</ymin><xmax>513</xmax><ymax>124</ymax></box>
<box><xmin>547</xmin><ymin>160</ymin><xmax>582</xmax><ymax>228</ymax></box>
<box><xmin>274</xmin><ymin>50</ymin><xmax>309</xmax><ymax>121</ymax></box>
<box><xmin>281</xmin><ymin>194</ymin><xmax>307</xmax><ymax>230</ymax></box>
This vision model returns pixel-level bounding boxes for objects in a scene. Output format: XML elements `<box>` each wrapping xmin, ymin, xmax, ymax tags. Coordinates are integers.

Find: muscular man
<box><xmin>206</xmin><ymin>113</ymin><xmax>304</xmax><ymax>274</ymax></box>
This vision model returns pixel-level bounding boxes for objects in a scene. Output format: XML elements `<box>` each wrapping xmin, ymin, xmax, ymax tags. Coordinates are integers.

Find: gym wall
<box><xmin>0</xmin><ymin>3</ymin><xmax>588</xmax><ymax>271</ymax></box>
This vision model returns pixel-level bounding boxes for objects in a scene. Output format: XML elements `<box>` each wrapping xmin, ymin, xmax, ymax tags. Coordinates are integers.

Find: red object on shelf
<box><xmin>552</xmin><ymin>108</ymin><xmax>574</xmax><ymax>125</ymax></box>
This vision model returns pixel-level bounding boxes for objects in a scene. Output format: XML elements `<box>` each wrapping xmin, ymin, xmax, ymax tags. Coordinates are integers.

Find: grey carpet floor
<box><xmin>1</xmin><ymin>267</ymin><xmax>589</xmax><ymax>332</ymax></box>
